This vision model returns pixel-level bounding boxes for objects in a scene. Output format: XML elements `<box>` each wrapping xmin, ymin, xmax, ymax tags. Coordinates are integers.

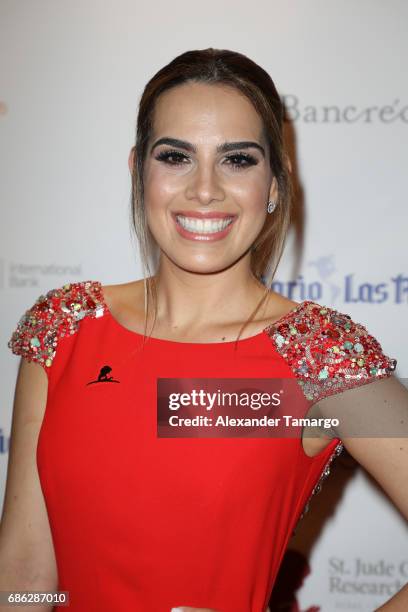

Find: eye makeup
<box><xmin>154</xmin><ymin>149</ymin><xmax>259</xmax><ymax>171</ymax></box>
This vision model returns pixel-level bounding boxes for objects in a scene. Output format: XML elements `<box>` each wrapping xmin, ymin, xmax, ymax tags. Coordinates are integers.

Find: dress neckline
<box><xmin>96</xmin><ymin>280</ymin><xmax>313</xmax><ymax>347</ymax></box>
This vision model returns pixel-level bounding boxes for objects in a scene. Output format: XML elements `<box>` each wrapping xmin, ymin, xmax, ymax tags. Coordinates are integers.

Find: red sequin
<box><xmin>7</xmin><ymin>280</ymin><xmax>106</xmax><ymax>372</ymax></box>
<box><xmin>264</xmin><ymin>300</ymin><xmax>397</xmax><ymax>404</ymax></box>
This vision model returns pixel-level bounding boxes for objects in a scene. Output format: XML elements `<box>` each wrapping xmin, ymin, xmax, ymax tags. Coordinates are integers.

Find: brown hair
<box><xmin>129</xmin><ymin>47</ymin><xmax>293</xmax><ymax>348</ymax></box>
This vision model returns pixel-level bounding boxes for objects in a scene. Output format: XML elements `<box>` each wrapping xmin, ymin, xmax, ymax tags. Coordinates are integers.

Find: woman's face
<box><xmin>133</xmin><ymin>81</ymin><xmax>278</xmax><ymax>274</ymax></box>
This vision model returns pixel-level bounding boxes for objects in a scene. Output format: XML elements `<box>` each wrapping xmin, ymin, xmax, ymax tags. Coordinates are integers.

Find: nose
<box><xmin>185</xmin><ymin>164</ymin><xmax>225</xmax><ymax>206</ymax></box>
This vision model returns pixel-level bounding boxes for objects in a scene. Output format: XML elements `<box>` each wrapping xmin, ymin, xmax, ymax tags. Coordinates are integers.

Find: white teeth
<box><xmin>176</xmin><ymin>215</ymin><xmax>233</xmax><ymax>234</ymax></box>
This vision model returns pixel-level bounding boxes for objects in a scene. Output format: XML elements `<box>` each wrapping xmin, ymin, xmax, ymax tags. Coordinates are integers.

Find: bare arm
<box><xmin>316</xmin><ymin>375</ymin><xmax>408</xmax><ymax>611</ymax></box>
<box><xmin>0</xmin><ymin>358</ymin><xmax>58</xmax><ymax>611</ymax></box>
<box><xmin>374</xmin><ymin>583</ymin><xmax>408</xmax><ymax>611</ymax></box>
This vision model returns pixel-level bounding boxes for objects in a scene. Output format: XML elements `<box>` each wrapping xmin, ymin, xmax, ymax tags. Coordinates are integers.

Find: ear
<box><xmin>128</xmin><ymin>146</ymin><xmax>136</xmax><ymax>174</ymax></box>
<box><xmin>269</xmin><ymin>176</ymin><xmax>279</xmax><ymax>202</ymax></box>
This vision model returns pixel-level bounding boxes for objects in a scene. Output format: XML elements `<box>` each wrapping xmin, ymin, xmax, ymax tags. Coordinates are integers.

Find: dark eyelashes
<box><xmin>154</xmin><ymin>149</ymin><xmax>259</xmax><ymax>169</ymax></box>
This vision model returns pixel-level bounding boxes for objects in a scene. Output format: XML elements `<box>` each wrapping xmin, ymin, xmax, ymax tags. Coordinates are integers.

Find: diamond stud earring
<box><xmin>267</xmin><ymin>200</ymin><xmax>277</xmax><ymax>213</ymax></box>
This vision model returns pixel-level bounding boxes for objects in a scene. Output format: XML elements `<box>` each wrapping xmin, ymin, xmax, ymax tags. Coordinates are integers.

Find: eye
<box><xmin>154</xmin><ymin>149</ymin><xmax>259</xmax><ymax>170</ymax></box>
<box><xmin>224</xmin><ymin>153</ymin><xmax>258</xmax><ymax>170</ymax></box>
<box><xmin>154</xmin><ymin>150</ymin><xmax>189</xmax><ymax>166</ymax></box>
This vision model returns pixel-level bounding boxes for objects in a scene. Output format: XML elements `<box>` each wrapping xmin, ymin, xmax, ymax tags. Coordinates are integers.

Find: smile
<box><xmin>173</xmin><ymin>214</ymin><xmax>237</xmax><ymax>242</ymax></box>
<box><xmin>177</xmin><ymin>215</ymin><xmax>232</xmax><ymax>233</ymax></box>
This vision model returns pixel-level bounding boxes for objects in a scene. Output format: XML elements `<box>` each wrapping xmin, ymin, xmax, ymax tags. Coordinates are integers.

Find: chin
<box><xmin>172</xmin><ymin>257</ymin><xmax>235</xmax><ymax>275</ymax></box>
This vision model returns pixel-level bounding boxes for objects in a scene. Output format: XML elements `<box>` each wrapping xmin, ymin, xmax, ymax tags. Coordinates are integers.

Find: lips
<box><xmin>171</xmin><ymin>211</ymin><xmax>237</xmax><ymax>241</ymax></box>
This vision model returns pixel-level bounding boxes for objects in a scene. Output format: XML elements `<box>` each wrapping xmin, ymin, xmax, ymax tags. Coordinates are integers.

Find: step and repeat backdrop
<box><xmin>1</xmin><ymin>1</ymin><xmax>407</xmax><ymax>610</ymax></box>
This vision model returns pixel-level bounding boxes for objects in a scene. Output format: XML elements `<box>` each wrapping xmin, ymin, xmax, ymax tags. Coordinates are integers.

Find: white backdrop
<box><xmin>1</xmin><ymin>1</ymin><xmax>407</xmax><ymax>610</ymax></box>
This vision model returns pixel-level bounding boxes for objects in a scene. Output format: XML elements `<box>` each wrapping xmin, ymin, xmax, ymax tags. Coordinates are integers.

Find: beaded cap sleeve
<box><xmin>264</xmin><ymin>300</ymin><xmax>397</xmax><ymax>405</ymax></box>
<box><xmin>7</xmin><ymin>280</ymin><xmax>105</xmax><ymax>376</ymax></box>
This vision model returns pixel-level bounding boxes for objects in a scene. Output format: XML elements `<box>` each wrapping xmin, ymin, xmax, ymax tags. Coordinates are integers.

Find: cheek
<box><xmin>143</xmin><ymin>186</ymin><xmax>177</xmax><ymax>248</ymax></box>
<box><xmin>229</xmin><ymin>173</ymin><xmax>268</xmax><ymax>204</ymax></box>
<box><xmin>145</xmin><ymin>181</ymin><xmax>174</xmax><ymax>205</ymax></box>
<box><xmin>235</xmin><ymin>185</ymin><xmax>268</xmax><ymax>238</ymax></box>
<box><xmin>233</xmin><ymin>183</ymin><xmax>268</xmax><ymax>222</ymax></box>
<box><xmin>144</xmin><ymin>163</ymin><xmax>181</xmax><ymax>199</ymax></box>
<box><xmin>143</xmin><ymin>177</ymin><xmax>175</xmax><ymax>224</ymax></box>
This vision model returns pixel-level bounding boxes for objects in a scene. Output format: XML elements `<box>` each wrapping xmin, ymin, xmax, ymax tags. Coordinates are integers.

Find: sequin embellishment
<box><xmin>264</xmin><ymin>300</ymin><xmax>397</xmax><ymax>404</ymax></box>
<box><xmin>7</xmin><ymin>280</ymin><xmax>107</xmax><ymax>372</ymax></box>
<box><xmin>264</xmin><ymin>300</ymin><xmax>397</xmax><ymax>527</ymax></box>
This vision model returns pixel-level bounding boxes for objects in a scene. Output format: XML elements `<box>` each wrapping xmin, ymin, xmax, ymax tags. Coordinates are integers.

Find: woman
<box><xmin>2</xmin><ymin>48</ymin><xmax>408</xmax><ymax>612</ymax></box>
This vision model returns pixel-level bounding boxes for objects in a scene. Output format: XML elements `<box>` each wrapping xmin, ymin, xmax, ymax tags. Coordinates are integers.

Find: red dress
<box><xmin>7</xmin><ymin>280</ymin><xmax>397</xmax><ymax>612</ymax></box>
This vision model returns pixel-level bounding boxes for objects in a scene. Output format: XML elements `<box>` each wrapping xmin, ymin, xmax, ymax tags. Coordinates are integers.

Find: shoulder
<box><xmin>100</xmin><ymin>279</ymin><xmax>144</xmax><ymax>314</ymax></box>
<box><xmin>7</xmin><ymin>279</ymin><xmax>106</xmax><ymax>374</ymax></box>
<box><xmin>264</xmin><ymin>300</ymin><xmax>398</xmax><ymax>404</ymax></box>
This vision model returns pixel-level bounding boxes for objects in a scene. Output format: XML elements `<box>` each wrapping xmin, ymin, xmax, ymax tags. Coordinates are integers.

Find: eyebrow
<box><xmin>150</xmin><ymin>137</ymin><xmax>265</xmax><ymax>158</ymax></box>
